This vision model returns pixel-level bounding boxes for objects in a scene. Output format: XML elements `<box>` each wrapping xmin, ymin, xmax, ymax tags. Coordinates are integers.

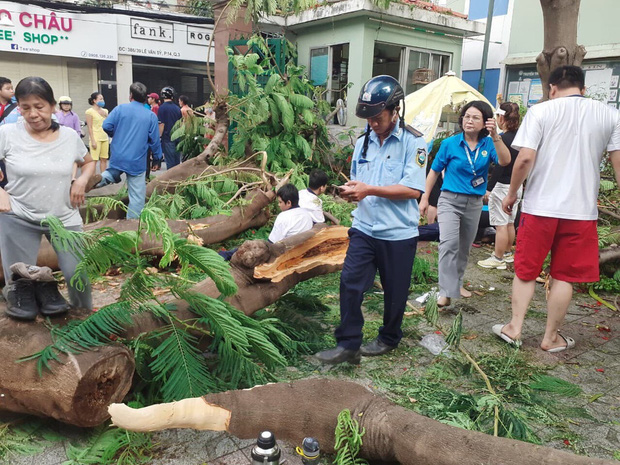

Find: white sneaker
<box><xmin>477</xmin><ymin>255</ymin><xmax>507</xmax><ymax>270</ymax></box>
<box><xmin>503</xmin><ymin>252</ymin><xmax>514</xmax><ymax>263</ymax></box>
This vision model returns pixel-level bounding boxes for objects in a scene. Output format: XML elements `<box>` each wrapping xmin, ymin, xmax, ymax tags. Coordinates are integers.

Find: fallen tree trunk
<box><xmin>146</xmin><ymin>100</ymin><xmax>229</xmax><ymax>197</ymax></box>
<box><xmin>0</xmin><ymin>189</ymin><xmax>274</xmax><ymax>284</ymax></box>
<box><xmin>109</xmin><ymin>378</ymin><xmax>612</xmax><ymax>465</ymax></box>
<box><xmin>124</xmin><ymin>224</ymin><xmax>349</xmax><ymax>338</ymax></box>
<box><xmin>0</xmin><ymin>309</ymin><xmax>134</xmax><ymax>427</ymax></box>
<box><xmin>0</xmin><ymin>226</ymin><xmax>348</xmax><ymax>425</ymax></box>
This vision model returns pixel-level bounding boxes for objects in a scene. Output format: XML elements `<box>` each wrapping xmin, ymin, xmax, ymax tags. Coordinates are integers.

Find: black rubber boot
<box><xmin>35</xmin><ymin>281</ymin><xmax>71</xmax><ymax>316</ymax></box>
<box><xmin>4</xmin><ymin>277</ymin><xmax>39</xmax><ymax>321</ymax></box>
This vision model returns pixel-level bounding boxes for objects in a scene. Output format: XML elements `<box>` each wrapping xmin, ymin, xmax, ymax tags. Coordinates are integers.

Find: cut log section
<box><xmin>253</xmin><ymin>226</ymin><xmax>349</xmax><ymax>282</ymax></box>
<box><xmin>109</xmin><ymin>378</ymin><xmax>613</xmax><ymax>465</ymax></box>
<box><xmin>0</xmin><ymin>309</ymin><xmax>135</xmax><ymax>427</ymax></box>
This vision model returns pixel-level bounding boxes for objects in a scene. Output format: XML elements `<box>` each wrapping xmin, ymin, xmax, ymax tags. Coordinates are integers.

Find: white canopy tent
<box><xmin>403</xmin><ymin>71</ymin><xmax>495</xmax><ymax>143</ymax></box>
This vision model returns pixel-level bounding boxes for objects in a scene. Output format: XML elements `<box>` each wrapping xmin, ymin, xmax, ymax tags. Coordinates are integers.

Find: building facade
<box><xmin>0</xmin><ymin>0</ymin><xmax>213</xmax><ymax>121</ymax></box>
<box><xmin>504</xmin><ymin>0</ymin><xmax>620</xmax><ymax>109</ymax></box>
<box><xmin>461</xmin><ymin>0</ymin><xmax>514</xmax><ymax>106</ymax></box>
<box><xmin>264</xmin><ymin>0</ymin><xmax>484</xmax><ymax>124</ymax></box>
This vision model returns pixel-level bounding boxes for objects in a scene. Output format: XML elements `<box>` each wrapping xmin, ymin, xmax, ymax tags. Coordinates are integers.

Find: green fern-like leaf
<box><xmin>425</xmin><ymin>292</ymin><xmax>439</xmax><ymax>326</ymax></box>
<box><xmin>289</xmin><ymin>93</ymin><xmax>314</xmax><ymax>110</ymax></box>
<box><xmin>272</xmin><ymin>92</ymin><xmax>294</xmax><ymax>131</ymax></box>
<box><xmin>600</xmin><ymin>179</ymin><xmax>615</xmax><ymax>192</ymax></box>
<box><xmin>20</xmin><ymin>302</ymin><xmax>136</xmax><ymax>375</ymax></box>
<box><xmin>85</xmin><ymin>197</ymin><xmax>128</xmax><ymax>222</ymax></box>
<box><xmin>530</xmin><ymin>375</ymin><xmax>583</xmax><ymax>397</ymax></box>
<box><xmin>177</xmin><ymin>290</ymin><xmax>287</xmax><ymax>388</ymax></box>
<box><xmin>445</xmin><ymin>312</ymin><xmax>463</xmax><ymax>348</ymax></box>
<box><xmin>174</xmin><ymin>238</ymin><xmax>237</xmax><ymax>296</ymax></box>
<box><xmin>139</xmin><ymin>206</ymin><xmax>176</xmax><ymax>268</ymax></box>
<box><xmin>64</xmin><ymin>424</ymin><xmax>152</xmax><ymax>464</ymax></box>
<box><xmin>148</xmin><ymin>323</ymin><xmax>218</xmax><ymax>401</ymax></box>
<box><xmin>333</xmin><ymin>409</ymin><xmax>368</xmax><ymax>465</ymax></box>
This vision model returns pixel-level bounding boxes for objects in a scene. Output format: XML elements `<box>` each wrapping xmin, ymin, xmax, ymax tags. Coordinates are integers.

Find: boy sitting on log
<box><xmin>268</xmin><ymin>184</ymin><xmax>314</xmax><ymax>243</ymax></box>
<box><xmin>219</xmin><ymin>184</ymin><xmax>313</xmax><ymax>260</ymax></box>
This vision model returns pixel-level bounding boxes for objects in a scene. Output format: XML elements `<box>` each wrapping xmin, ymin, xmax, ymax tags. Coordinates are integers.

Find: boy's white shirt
<box><xmin>298</xmin><ymin>188</ymin><xmax>325</xmax><ymax>223</ymax></box>
<box><xmin>268</xmin><ymin>207</ymin><xmax>314</xmax><ymax>243</ymax></box>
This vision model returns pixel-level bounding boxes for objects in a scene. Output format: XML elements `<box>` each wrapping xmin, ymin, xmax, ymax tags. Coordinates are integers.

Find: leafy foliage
<box><xmin>28</xmin><ymin>209</ymin><xmax>298</xmax><ymax>402</ymax></box>
<box><xmin>143</xmin><ymin>172</ymin><xmax>261</xmax><ymax>220</ymax></box>
<box><xmin>333</xmin><ymin>409</ymin><xmax>368</xmax><ymax>465</ymax></box>
<box><xmin>226</xmin><ymin>36</ymin><xmax>334</xmax><ymax>174</ymax></box>
<box><xmin>170</xmin><ymin>112</ymin><xmax>214</xmax><ymax>160</ymax></box>
<box><xmin>530</xmin><ymin>375</ymin><xmax>583</xmax><ymax>397</ymax></box>
<box><xmin>0</xmin><ymin>420</ymin><xmax>64</xmax><ymax>461</ymax></box>
<box><xmin>64</xmin><ymin>424</ymin><xmax>152</xmax><ymax>465</ymax></box>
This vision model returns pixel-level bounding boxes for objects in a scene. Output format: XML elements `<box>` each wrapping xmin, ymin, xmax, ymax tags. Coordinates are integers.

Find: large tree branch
<box><xmin>109</xmin><ymin>379</ymin><xmax>613</xmax><ymax>465</ymax></box>
<box><xmin>0</xmin><ymin>189</ymin><xmax>274</xmax><ymax>284</ymax></box>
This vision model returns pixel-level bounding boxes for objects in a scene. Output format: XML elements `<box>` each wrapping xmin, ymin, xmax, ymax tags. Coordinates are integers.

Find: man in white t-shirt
<box><xmin>268</xmin><ymin>184</ymin><xmax>314</xmax><ymax>243</ymax></box>
<box><xmin>298</xmin><ymin>169</ymin><xmax>328</xmax><ymax>223</ymax></box>
<box><xmin>493</xmin><ymin>65</ymin><xmax>620</xmax><ymax>353</ymax></box>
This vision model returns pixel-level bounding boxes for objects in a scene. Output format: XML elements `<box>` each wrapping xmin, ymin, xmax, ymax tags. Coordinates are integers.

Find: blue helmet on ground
<box><xmin>355</xmin><ymin>75</ymin><xmax>404</xmax><ymax>119</ymax></box>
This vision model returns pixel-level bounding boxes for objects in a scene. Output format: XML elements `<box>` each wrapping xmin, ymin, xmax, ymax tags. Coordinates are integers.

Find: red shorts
<box><xmin>514</xmin><ymin>212</ymin><xmax>599</xmax><ymax>283</ymax></box>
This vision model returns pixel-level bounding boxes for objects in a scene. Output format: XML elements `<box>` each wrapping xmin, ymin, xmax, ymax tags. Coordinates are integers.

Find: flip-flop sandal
<box><xmin>437</xmin><ymin>297</ymin><xmax>451</xmax><ymax>308</ymax></box>
<box><xmin>543</xmin><ymin>334</ymin><xmax>575</xmax><ymax>353</ymax></box>
<box><xmin>492</xmin><ymin>324</ymin><xmax>522</xmax><ymax>348</ymax></box>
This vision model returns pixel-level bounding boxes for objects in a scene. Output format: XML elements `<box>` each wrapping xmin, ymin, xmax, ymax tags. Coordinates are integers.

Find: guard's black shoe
<box><xmin>315</xmin><ymin>346</ymin><xmax>361</xmax><ymax>365</ymax></box>
<box><xmin>35</xmin><ymin>281</ymin><xmax>71</xmax><ymax>316</ymax></box>
<box><xmin>360</xmin><ymin>339</ymin><xmax>397</xmax><ymax>356</ymax></box>
<box><xmin>4</xmin><ymin>277</ymin><xmax>38</xmax><ymax>321</ymax></box>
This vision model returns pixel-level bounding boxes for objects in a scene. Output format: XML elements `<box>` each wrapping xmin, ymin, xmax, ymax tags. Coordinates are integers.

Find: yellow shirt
<box><xmin>85</xmin><ymin>107</ymin><xmax>108</xmax><ymax>141</ymax></box>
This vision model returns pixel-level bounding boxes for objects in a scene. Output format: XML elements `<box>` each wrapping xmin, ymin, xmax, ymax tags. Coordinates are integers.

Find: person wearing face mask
<box><xmin>315</xmin><ymin>75</ymin><xmax>427</xmax><ymax>365</ymax></box>
<box><xmin>86</xmin><ymin>92</ymin><xmax>109</xmax><ymax>173</ymax></box>
<box><xmin>419</xmin><ymin>101</ymin><xmax>511</xmax><ymax>308</ymax></box>
<box><xmin>0</xmin><ymin>76</ymin><xmax>96</xmax><ymax>320</ymax></box>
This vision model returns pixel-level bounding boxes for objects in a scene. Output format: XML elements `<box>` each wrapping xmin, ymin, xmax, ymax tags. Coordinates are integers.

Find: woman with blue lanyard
<box><xmin>419</xmin><ymin>101</ymin><xmax>510</xmax><ymax>307</ymax></box>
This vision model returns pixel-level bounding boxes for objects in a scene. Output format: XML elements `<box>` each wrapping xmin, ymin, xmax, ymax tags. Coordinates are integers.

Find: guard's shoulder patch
<box><xmin>405</xmin><ymin>125</ymin><xmax>424</xmax><ymax>138</ymax></box>
<box><xmin>416</xmin><ymin>147</ymin><xmax>427</xmax><ymax>167</ymax></box>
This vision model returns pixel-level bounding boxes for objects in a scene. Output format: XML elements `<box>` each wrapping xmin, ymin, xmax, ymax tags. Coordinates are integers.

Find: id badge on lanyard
<box><xmin>465</xmin><ymin>146</ymin><xmax>484</xmax><ymax>188</ymax></box>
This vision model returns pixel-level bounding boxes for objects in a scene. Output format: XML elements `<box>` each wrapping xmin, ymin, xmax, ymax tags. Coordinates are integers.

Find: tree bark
<box><xmin>0</xmin><ymin>309</ymin><xmax>135</xmax><ymax>427</ymax></box>
<box><xmin>0</xmin><ymin>189</ymin><xmax>274</xmax><ymax>284</ymax></box>
<box><xmin>537</xmin><ymin>0</ymin><xmax>586</xmax><ymax>101</ymax></box>
<box><xmin>600</xmin><ymin>246</ymin><xmax>620</xmax><ymax>264</ymax></box>
<box><xmin>109</xmin><ymin>378</ymin><xmax>614</xmax><ymax>465</ymax></box>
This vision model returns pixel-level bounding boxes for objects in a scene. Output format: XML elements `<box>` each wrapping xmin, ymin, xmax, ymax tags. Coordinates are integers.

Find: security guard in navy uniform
<box><xmin>316</xmin><ymin>75</ymin><xmax>428</xmax><ymax>365</ymax></box>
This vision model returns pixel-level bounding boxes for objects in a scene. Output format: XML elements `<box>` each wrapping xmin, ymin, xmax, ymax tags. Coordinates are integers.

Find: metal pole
<box><xmin>478</xmin><ymin>0</ymin><xmax>495</xmax><ymax>94</ymax></box>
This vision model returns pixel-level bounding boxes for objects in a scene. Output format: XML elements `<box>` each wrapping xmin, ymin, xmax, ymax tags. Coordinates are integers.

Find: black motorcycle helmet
<box><xmin>160</xmin><ymin>86</ymin><xmax>175</xmax><ymax>100</ymax></box>
<box><xmin>355</xmin><ymin>75</ymin><xmax>404</xmax><ymax>119</ymax></box>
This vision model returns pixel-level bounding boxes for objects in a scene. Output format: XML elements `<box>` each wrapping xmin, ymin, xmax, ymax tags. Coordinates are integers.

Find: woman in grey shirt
<box><xmin>0</xmin><ymin>77</ymin><xmax>96</xmax><ymax>320</ymax></box>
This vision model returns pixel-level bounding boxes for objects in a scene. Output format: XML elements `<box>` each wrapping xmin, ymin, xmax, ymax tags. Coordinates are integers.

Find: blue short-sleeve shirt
<box><xmin>350</xmin><ymin>121</ymin><xmax>427</xmax><ymax>240</ymax></box>
<box><xmin>430</xmin><ymin>132</ymin><xmax>498</xmax><ymax>196</ymax></box>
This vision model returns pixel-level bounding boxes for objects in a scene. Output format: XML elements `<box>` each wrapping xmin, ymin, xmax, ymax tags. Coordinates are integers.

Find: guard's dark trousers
<box><xmin>335</xmin><ymin>228</ymin><xmax>417</xmax><ymax>350</ymax></box>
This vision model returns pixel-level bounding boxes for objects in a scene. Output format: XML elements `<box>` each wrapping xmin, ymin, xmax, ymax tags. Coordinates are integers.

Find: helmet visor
<box><xmin>355</xmin><ymin>101</ymin><xmax>386</xmax><ymax>119</ymax></box>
